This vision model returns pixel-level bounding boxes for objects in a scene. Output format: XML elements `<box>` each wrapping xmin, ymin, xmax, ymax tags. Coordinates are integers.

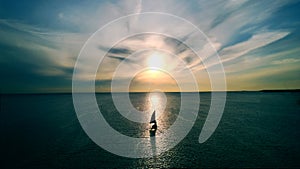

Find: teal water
<box><xmin>0</xmin><ymin>92</ymin><xmax>299</xmax><ymax>168</ymax></box>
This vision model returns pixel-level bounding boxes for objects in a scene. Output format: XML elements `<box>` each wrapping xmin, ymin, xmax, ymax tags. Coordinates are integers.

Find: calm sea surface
<box><xmin>0</xmin><ymin>92</ymin><xmax>299</xmax><ymax>168</ymax></box>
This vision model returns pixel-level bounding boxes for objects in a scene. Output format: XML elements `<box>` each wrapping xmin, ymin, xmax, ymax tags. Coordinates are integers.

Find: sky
<box><xmin>0</xmin><ymin>0</ymin><xmax>299</xmax><ymax>93</ymax></box>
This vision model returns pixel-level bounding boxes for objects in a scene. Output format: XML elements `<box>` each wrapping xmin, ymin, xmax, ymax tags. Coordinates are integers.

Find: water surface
<box><xmin>0</xmin><ymin>92</ymin><xmax>299</xmax><ymax>168</ymax></box>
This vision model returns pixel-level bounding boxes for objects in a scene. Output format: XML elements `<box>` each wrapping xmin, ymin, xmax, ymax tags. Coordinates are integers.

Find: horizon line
<box><xmin>1</xmin><ymin>89</ymin><xmax>299</xmax><ymax>95</ymax></box>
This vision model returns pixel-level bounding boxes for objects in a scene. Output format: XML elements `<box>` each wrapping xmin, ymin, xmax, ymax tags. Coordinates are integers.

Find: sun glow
<box><xmin>147</xmin><ymin>52</ymin><xmax>165</xmax><ymax>69</ymax></box>
<box><xmin>145</xmin><ymin>69</ymin><xmax>160</xmax><ymax>78</ymax></box>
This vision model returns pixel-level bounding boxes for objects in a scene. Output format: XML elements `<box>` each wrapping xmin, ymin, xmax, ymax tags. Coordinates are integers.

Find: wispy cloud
<box><xmin>272</xmin><ymin>58</ymin><xmax>300</xmax><ymax>65</ymax></box>
<box><xmin>0</xmin><ymin>19</ymin><xmax>89</xmax><ymax>92</ymax></box>
<box><xmin>220</xmin><ymin>31</ymin><xmax>289</xmax><ymax>62</ymax></box>
<box><xmin>66</xmin><ymin>0</ymin><xmax>300</xmax><ymax>91</ymax></box>
<box><xmin>0</xmin><ymin>0</ymin><xmax>299</xmax><ymax>92</ymax></box>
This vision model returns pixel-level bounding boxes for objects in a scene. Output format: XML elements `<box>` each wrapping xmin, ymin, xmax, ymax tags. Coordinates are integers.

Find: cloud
<box><xmin>1</xmin><ymin>0</ymin><xmax>299</xmax><ymax>92</ymax></box>
<box><xmin>135</xmin><ymin>0</ymin><xmax>143</xmax><ymax>13</ymax></box>
<box><xmin>85</xmin><ymin>0</ymin><xmax>297</xmax><ymax>91</ymax></box>
<box><xmin>272</xmin><ymin>58</ymin><xmax>300</xmax><ymax>65</ymax></box>
<box><xmin>106</xmin><ymin>47</ymin><xmax>133</xmax><ymax>55</ymax></box>
<box><xmin>205</xmin><ymin>0</ymin><xmax>293</xmax><ymax>44</ymax></box>
<box><xmin>0</xmin><ymin>19</ymin><xmax>88</xmax><ymax>92</ymax></box>
<box><xmin>185</xmin><ymin>30</ymin><xmax>289</xmax><ymax>73</ymax></box>
<box><xmin>220</xmin><ymin>31</ymin><xmax>290</xmax><ymax>62</ymax></box>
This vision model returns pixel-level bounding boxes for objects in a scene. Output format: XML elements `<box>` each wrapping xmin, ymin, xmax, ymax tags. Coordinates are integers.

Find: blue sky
<box><xmin>0</xmin><ymin>0</ymin><xmax>299</xmax><ymax>93</ymax></box>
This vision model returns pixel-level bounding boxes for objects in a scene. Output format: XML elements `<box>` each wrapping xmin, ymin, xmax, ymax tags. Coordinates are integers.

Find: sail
<box><xmin>150</xmin><ymin>110</ymin><xmax>156</xmax><ymax>123</ymax></box>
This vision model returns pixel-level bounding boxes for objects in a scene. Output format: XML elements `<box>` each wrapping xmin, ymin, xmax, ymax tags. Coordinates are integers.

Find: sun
<box><xmin>147</xmin><ymin>52</ymin><xmax>165</xmax><ymax>70</ymax></box>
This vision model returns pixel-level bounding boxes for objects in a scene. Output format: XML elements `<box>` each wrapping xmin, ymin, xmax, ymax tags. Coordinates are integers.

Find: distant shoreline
<box><xmin>1</xmin><ymin>89</ymin><xmax>299</xmax><ymax>95</ymax></box>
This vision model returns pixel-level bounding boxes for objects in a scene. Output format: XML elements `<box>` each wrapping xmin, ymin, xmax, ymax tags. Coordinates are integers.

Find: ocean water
<box><xmin>0</xmin><ymin>92</ymin><xmax>299</xmax><ymax>168</ymax></box>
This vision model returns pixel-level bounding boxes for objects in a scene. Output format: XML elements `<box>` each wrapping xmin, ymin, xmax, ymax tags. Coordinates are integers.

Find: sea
<box><xmin>0</xmin><ymin>92</ymin><xmax>299</xmax><ymax>168</ymax></box>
